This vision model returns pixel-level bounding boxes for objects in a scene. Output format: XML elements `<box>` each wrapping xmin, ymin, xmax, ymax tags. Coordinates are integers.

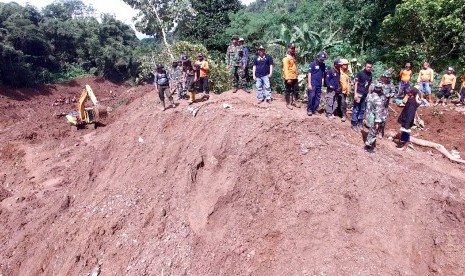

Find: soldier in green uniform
<box><xmin>364</xmin><ymin>81</ymin><xmax>385</xmax><ymax>153</ymax></box>
<box><xmin>378</xmin><ymin>71</ymin><xmax>396</xmax><ymax>138</ymax></box>
<box><xmin>181</xmin><ymin>55</ymin><xmax>197</xmax><ymax>104</ymax></box>
<box><xmin>169</xmin><ymin>60</ymin><xmax>184</xmax><ymax>100</ymax></box>
<box><xmin>226</xmin><ymin>35</ymin><xmax>246</xmax><ymax>93</ymax></box>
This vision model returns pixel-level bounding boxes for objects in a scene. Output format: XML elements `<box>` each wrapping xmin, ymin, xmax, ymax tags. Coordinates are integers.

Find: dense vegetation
<box><xmin>1</xmin><ymin>0</ymin><xmax>464</xmax><ymax>91</ymax></box>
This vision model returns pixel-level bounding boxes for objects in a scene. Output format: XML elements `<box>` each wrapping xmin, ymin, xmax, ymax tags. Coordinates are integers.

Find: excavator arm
<box><xmin>78</xmin><ymin>85</ymin><xmax>99</xmax><ymax>122</ymax></box>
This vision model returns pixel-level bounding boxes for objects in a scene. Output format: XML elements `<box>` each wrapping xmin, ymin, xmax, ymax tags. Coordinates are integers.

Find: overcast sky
<box><xmin>0</xmin><ymin>0</ymin><xmax>254</xmax><ymax>38</ymax></box>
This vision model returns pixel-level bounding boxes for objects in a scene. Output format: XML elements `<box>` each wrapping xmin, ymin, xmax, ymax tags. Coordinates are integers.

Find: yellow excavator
<box><xmin>66</xmin><ymin>85</ymin><xmax>107</xmax><ymax>129</ymax></box>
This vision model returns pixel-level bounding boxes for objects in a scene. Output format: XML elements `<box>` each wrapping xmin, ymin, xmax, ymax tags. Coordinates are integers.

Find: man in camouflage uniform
<box><xmin>169</xmin><ymin>60</ymin><xmax>185</xmax><ymax>100</ymax></box>
<box><xmin>226</xmin><ymin>35</ymin><xmax>246</xmax><ymax>93</ymax></box>
<box><xmin>378</xmin><ymin>71</ymin><xmax>396</xmax><ymax>138</ymax></box>
<box><xmin>181</xmin><ymin>54</ymin><xmax>197</xmax><ymax>104</ymax></box>
<box><xmin>364</xmin><ymin>81</ymin><xmax>385</xmax><ymax>153</ymax></box>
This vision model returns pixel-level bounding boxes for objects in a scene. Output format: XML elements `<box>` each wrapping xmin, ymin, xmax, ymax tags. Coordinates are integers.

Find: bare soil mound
<box><xmin>1</xmin><ymin>81</ymin><xmax>465</xmax><ymax>275</ymax></box>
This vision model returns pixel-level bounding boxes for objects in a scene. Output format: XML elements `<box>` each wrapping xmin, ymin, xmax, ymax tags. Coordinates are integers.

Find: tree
<box><xmin>123</xmin><ymin>0</ymin><xmax>195</xmax><ymax>60</ymax></box>
<box><xmin>270</xmin><ymin>24</ymin><xmax>343</xmax><ymax>63</ymax></box>
<box><xmin>176</xmin><ymin>0</ymin><xmax>242</xmax><ymax>55</ymax></box>
<box><xmin>380</xmin><ymin>0</ymin><xmax>465</xmax><ymax>70</ymax></box>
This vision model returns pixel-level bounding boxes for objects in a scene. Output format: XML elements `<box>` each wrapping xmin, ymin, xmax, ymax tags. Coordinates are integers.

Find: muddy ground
<box><xmin>1</xmin><ymin>78</ymin><xmax>464</xmax><ymax>275</ymax></box>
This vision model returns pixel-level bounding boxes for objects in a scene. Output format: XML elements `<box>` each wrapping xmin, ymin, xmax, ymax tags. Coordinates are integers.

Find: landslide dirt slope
<box><xmin>1</xmin><ymin>79</ymin><xmax>465</xmax><ymax>275</ymax></box>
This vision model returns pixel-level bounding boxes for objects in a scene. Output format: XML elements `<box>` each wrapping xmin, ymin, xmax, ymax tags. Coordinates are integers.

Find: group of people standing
<box><xmin>154</xmin><ymin>53</ymin><xmax>210</xmax><ymax>110</ymax></box>
<box><xmin>226</xmin><ymin>38</ymin><xmax>465</xmax><ymax>153</ymax></box>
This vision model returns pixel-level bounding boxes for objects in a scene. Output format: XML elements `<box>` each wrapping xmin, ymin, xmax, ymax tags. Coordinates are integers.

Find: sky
<box><xmin>0</xmin><ymin>0</ymin><xmax>255</xmax><ymax>38</ymax></box>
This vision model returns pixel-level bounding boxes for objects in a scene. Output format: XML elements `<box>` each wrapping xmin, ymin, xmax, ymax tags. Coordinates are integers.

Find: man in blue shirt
<box><xmin>253</xmin><ymin>45</ymin><xmax>274</xmax><ymax>104</ymax></box>
<box><xmin>351</xmin><ymin>61</ymin><xmax>374</xmax><ymax>132</ymax></box>
<box><xmin>325</xmin><ymin>59</ymin><xmax>342</xmax><ymax>118</ymax></box>
<box><xmin>307</xmin><ymin>52</ymin><xmax>327</xmax><ymax>116</ymax></box>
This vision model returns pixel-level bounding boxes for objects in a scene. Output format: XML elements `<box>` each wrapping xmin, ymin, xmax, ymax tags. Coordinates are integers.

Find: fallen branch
<box><xmin>410</xmin><ymin>137</ymin><xmax>465</xmax><ymax>164</ymax></box>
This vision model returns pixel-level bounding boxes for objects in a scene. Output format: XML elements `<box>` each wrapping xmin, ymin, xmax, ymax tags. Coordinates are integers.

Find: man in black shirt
<box><xmin>351</xmin><ymin>61</ymin><xmax>373</xmax><ymax>132</ymax></box>
<box><xmin>253</xmin><ymin>45</ymin><xmax>274</xmax><ymax>104</ymax></box>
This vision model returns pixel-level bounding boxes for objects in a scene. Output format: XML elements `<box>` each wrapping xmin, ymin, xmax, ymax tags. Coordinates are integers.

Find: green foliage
<box><xmin>270</xmin><ymin>24</ymin><xmax>343</xmax><ymax>63</ymax></box>
<box><xmin>0</xmin><ymin>1</ymin><xmax>140</xmax><ymax>87</ymax></box>
<box><xmin>381</xmin><ymin>0</ymin><xmax>465</xmax><ymax>73</ymax></box>
<box><xmin>136</xmin><ymin>41</ymin><xmax>230</xmax><ymax>93</ymax></box>
<box><xmin>176</xmin><ymin>0</ymin><xmax>242</xmax><ymax>53</ymax></box>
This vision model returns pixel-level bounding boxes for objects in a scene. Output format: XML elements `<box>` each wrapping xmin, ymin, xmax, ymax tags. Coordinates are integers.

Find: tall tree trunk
<box><xmin>152</xmin><ymin>6</ymin><xmax>174</xmax><ymax>61</ymax></box>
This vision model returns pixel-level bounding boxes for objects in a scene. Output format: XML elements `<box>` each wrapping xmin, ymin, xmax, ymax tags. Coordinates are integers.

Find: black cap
<box><xmin>181</xmin><ymin>55</ymin><xmax>189</xmax><ymax>61</ymax></box>
<box><xmin>231</xmin><ymin>35</ymin><xmax>239</xmax><ymax>40</ymax></box>
<box><xmin>156</xmin><ymin>64</ymin><xmax>163</xmax><ymax>69</ymax></box>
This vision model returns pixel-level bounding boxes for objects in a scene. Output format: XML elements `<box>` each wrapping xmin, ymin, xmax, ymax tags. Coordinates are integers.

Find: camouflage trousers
<box><xmin>365</xmin><ymin>124</ymin><xmax>379</xmax><ymax>147</ymax></box>
<box><xmin>230</xmin><ymin>66</ymin><xmax>245</xmax><ymax>89</ymax></box>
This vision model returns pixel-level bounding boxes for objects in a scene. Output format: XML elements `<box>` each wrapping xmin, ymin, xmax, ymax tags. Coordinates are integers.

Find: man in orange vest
<box><xmin>194</xmin><ymin>53</ymin><xmax>210</xmax><ymax>100</ymax></box>
<box><xmin>282</xmin><ymin>43</ymin><xmax>300</xmax><ymax>110</ymax></box>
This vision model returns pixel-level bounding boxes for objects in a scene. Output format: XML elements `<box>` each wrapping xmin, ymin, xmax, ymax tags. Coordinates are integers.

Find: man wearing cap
<box><xmin>253</xmin><ymin>45</ymin><xmax>274</xmax><ymax>104</ymax></box>
<box><xmin>325</xmin><ymin>59</ymin><xmax>342</xmax><ymax>119</ymax></box>
<box><xmin>398</xmin><ymin>63</ymin><xmax>413</xmax><ymax>98</ymax></box>
<box><xmin>282</xmin><ymin>43</ymin><xmax>300</xmax><ymax>109</ymax></box>
<box><xmin>337</xmin><ymin>58</ymin><xmax>350</xmax><ymax>121</ymax></box>
<box><xmin>226</xmin><ymin>35</ymin><xmax>246</xmax><ymax>92</ymax></box>
<box><xmin>307</xmin><ymin>52</ymin><xmax>327</xmax><ymax>116</ymax></box>
<box><xmin>194</xmin><ymin>53</ymin><xmax>210</xmax><ymax>99</ymax></box>
<box><xmin>436</xmin><ymin>67</ymin><xmax>456</xmax><ymax>105</ymax></box>
<box><xmin>154</xmin><ymin>64</ymin><xmax>175</xmax><ymax>111</ymax></box>
<box><xmin>351</xmin><ymin>61</ymin><xmax>373</xmax><ymax>132</ymax></box>
<box><xmin>239</xmin><ymin>38</ymin><xmax>251</xmax><ymax>92</ymax></box>
<box><xmin>181</xmin><ymin>55</ymin><xmax>197</xmax><ymax>104</ymax></box>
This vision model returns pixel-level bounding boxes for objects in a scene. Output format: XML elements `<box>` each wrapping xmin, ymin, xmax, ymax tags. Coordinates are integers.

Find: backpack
<box><xmin>156</xmin><ymin>71</ymin><xmax>169</xmax><ymax>86</ymax></box>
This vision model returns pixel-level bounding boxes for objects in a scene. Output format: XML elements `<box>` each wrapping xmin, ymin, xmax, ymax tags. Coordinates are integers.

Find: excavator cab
<box><xmin>66</xmin><ymin>85</ymin><xmax>106</xmax><ymax>129</ymax></box>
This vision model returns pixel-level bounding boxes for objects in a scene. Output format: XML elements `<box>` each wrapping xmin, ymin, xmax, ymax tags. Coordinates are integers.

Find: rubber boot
<box><xmin>188</xmin><ymin>92</ymin><xmax>195</xmax><ymax>105</ymax></box>
<box><xmin>286</xmin><ymin>95</ymin><xmax>293</xmax><ymax>110</ymax></box>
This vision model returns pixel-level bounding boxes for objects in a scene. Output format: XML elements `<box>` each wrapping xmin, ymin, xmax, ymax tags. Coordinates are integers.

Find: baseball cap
<box><xmin>258</xmin><ymin>45</ymin><xmax>265</xmax><ymax>50</ymax></box>
<box><xmin>238</xmin><ymin>38</ymin><xmax>244</xmax><ymax>42</ymax></box>
<box><xmin>231</xmin><ymin>35</ymin><xmax>239</xmax><ymax>40</ymax></box>
<box><xmin>333</xmin><ymin>59</ymin><xmax>343</xmax><ymax>65</ymax></box>
<box><xmin>317</xmin><ymin>52</ymin><xmax>327</xmax><ymax>60</ymax></box>
<box><xmin>181</xmin><ymin>55</ymin><xmax>189</xmax><ymax>61</ymax></box>
<box><xmin>288</xmin><ymin>43</ymin><xmax>296</xmax><ymax>49</ymax></box>
<box><xmin>340</xmin><ymin>59</ymin><xmax>349</xmax><ymax>65</ymax></box>
<box><xmin>198</xmin><ymin>53</ymin><xmax>203</xmax><ymax>57</ymax></box>
<box><xmin>448</xmin><ymin>66</ymin><xmax>454</xmax><ymax>71</ymax></box>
